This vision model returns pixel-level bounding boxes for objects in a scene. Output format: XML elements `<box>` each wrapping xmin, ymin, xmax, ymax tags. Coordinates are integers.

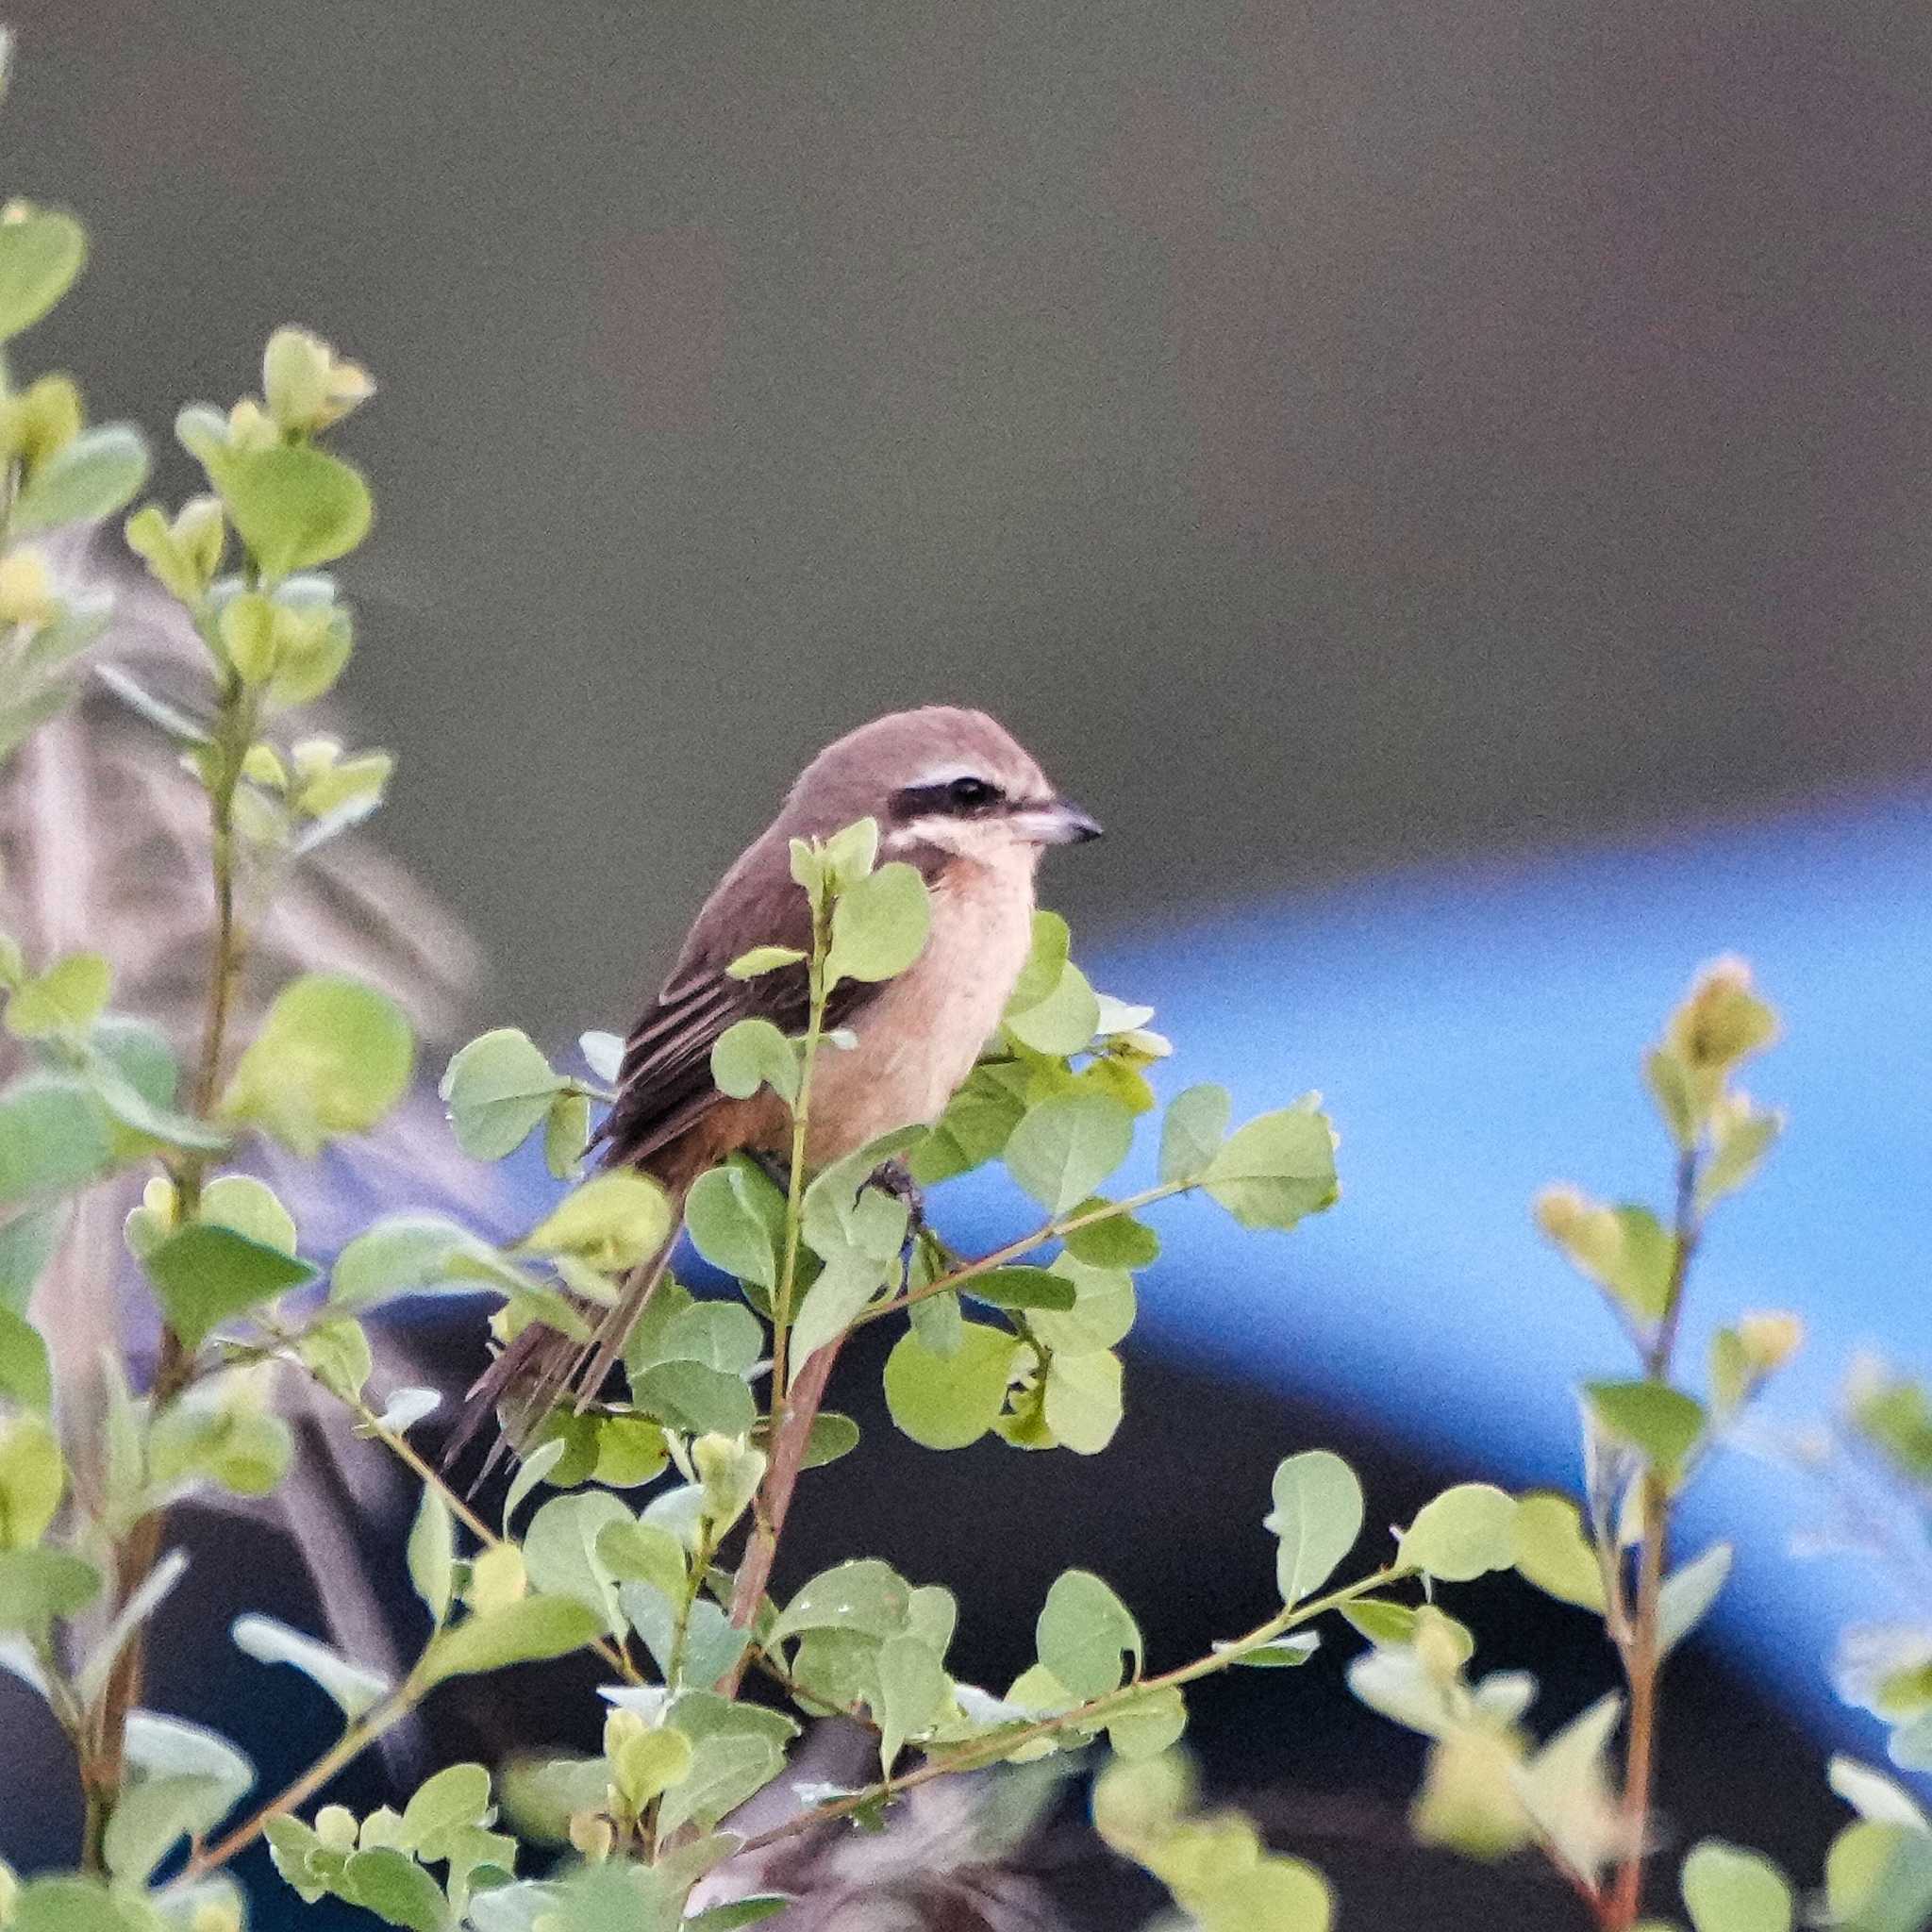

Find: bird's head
<box><xmin>783</xmin><ymin>707</ymin><xmax>1101</xmax><ymax>866</ymax></box>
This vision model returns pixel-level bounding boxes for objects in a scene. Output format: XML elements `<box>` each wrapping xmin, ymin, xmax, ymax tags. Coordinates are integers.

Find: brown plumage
<box><xmin>450</xmin><ymin>706</ymin><xmax>1100</xmax><ymax>1472</ymax></box>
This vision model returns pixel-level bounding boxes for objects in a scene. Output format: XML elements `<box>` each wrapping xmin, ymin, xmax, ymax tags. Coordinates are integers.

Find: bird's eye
<box><xmin>947</xmin><ymin>775</ymin><xmax>998</xmax><ymax>809</ymax></box>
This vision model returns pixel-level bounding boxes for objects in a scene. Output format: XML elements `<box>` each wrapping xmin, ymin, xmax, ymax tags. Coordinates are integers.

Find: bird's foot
<box><xmin>862</xmin><ymin>1157</ymin><xmax>927</xmax><ymax>1238</ymax></box>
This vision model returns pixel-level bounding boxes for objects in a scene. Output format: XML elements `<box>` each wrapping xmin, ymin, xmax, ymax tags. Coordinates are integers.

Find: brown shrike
<box><xmin>458</xmin><ymin>706</ymin><xmax>1100</xmax><ymax>1463</ymax></box>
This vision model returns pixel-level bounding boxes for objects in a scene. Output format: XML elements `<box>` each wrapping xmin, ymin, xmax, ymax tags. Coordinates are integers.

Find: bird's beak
<box><xmin>1014</xmin><ymin>796</ymin><xmax>1103</xmax><ymax>846</ymax></box>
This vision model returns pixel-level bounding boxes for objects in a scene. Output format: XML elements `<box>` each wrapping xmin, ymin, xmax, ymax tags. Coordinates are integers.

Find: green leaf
<box><xmin>1004</xmin><ymin>1091</ymin><xmax>1136</xmax><ymax>1217</ymax></box>
<box><xmin>0</xmin><ymin>1201</ymin><xmax>66</xmax><ymax>1313</ymax></box>
<box><xmin>1159</xmin><ymin>1083</ymin><xmax>1231</xmax><ymax>1184</ymax></box>
<box><xmin>148</xmin><ymin>1400</ymin><xmax>294</xmax><ymax>1496</ymax></box>
<box><xmin>884</xmin><ymin>1323</ymin><xmax>1019</xmax><ymax>1450</ymax></box>
<box><xmin>1512</xmin><ymin>1690</ymin><xmax>1624</xmax><ymax>1885</ymax></box>
<box><xmin>1042</xmin><ymin>1346</ymin><xmax>1124</xmax><ymax>1454</ymax></box>
<box><xmin>685</xmin><ymin>1164</ymin><xmax>782</xmax><ymax>1289</ymax></box>
<box><xmin>1226</xmin><ymin>1633</ymin><xmax>1322</xmax><ymax>1668</ymax></box>
<box><xmin>0</xmin><ymin>1545</ymin><xmax>101</xmax><ymax>1635</ymax></box>
<box><xmin>622</xmin><ymin>1585</ymin><xmax>749</xmax><ymax>1691</ymax></box>
<box><xmin>1059</xmin><ymin>1204</ymin><xmax>1161</xmax><ymax>1269</ymax></box>
<box><xmin>772</xmin><ymin>1558</ymin><xmax>912</xmax><ymax>1643</ymax></box>
<box><xmin>818</xmin><ymin>815</ymin><xmax>880</xmax><ymax>888</ymax></box>
<box><xmin>0</xmin><ymin>1306</ymin><xmax>51</xmax><ymax>1414</ymax></box>
<box><xmin>908</xmin><ymin>1283</ymin><xmax>964</xmax><ymax>1357</ymax></box>
<box><xmin>342</xmin><ymin>1848</ymin><xmax>449</xmax><ymax>1932</ymax></box>
<box><xmin>628</xmin><ymin>1358</ymin><xmax>758</xmax><ymax>1438</ymax></box>
<box><xmin>1265</xmin><ymin>1450</ymin><xmax>1363</xmax><ymax>1606</ymax></box>
<box><xmin>330</xmin><ymin>1213</ymin><xmax>496</xmax><ymax>1307</ymax></box>
<box><xmin>502</xmin><ymin>1437</ymin><xmax>566</xmax><ymax>1533</ymax></box>
<box><xmin>1202</xmin><ymin>1106</ymin><xmax>1340</xmax><ymax>1230</ymax></box>
<box><xmin>13</xmin><ymin>1878</ymin><xmax>162</xmax><ymax>1932</ymax></box>
<box><xmin>610</xmin><ymin>1724</ymin><xmax>693</xmax><ymax>1810</ymax></box>
<box><xmin>1512</xmin><ymin>1493</ymin><xmax>1608</xmax><ymax>1612</ymax></box>
<box><xmin>710</xmin><ymin>1018</ymin><xmax>798</xmax><ymax>1106</ymax></box>
<box><xmin>520</xmin><ymin>1172</ymin><xmax>672</xmax><ymax>1273</ymax></box>
<box><xmin>726</xmin><ymin>945</ymin><xmax>806</xmax><ymax>979</ymax></box>
<box><xmin>591</xmin><ymin>1413</ymin><xmax>667</xmax><ymax>1488</ymax></box>
<box><xmin>408</xmin><ymin>1483</ymin><xmax>456</xmax><ymax>1624</ymax></box>
<box><xmin>658</xmin><ymin>1692</ymin><xmax>796</xmax><ymax>1835</ymax></box>
<box><xmin>1107</xmin><ymin>1682</ymin><xmax>1188</xmax><ymax>1760</ymax></box>
<box><xmin>795</xmin><ymin>1411</ymin><xmax>861</xmax><ymax>1470</ymax></box>
<box><xmin>207</xmin><ymin>443</ymin><xmax>373</xmax><ymax>580</ymax></box>
<box><xmin>1004</xmin><ymin>958</ymin><xmax>1102</xmax><ymax>1057</ymax></box>
<box><xmin>579</xmin><ymin>1030</ymin><xmax>625</xmax><ymax>1082</ymax></box>
<box><xmin>522</xmin><ymin>1491</ymin><xmax>629</xmax><ymax>1633</ymax></box>
<box><xmin>1031</xmin><ymin>1257</ymin><xmax>1136</xmax><ymax>1354</ymax></box>
<box><xmin>1658</xmin><ymin>1542</ymin><xmax>1732</xmax><ymax>1657</ymax></box>
<box><xmin>693</xmin><ymin>1433</ymin><xmax>764</xmax><ymax>1532</ymax></box>
<box><xmin>1681</xmin><ymin>1840</ymin><xmax>1793</xmax><ymax>1932</ymax></box>
<box><xmin>1341</xmin><ymin>1599</ymin><xmax>1424</xmax><ymax>1648</ymax></box>
<box><xmin>399</xmin><ymin>1762</ymin><xmax>492</xmax><ymax>1859</ymax></box>
<box><xmin>825</xmin><ymin>861</ymin><xmax>930</xmax><ymax>987</ymax></box>
<box><xmin>876</xmin><ymin>1633</ymin><xmax>951</xmax><ymax>1772</ymax></box>
<box><xmin>421</xmin><ymin>1596</ymin><xmax>605</xmax><ymax>1687</ymax></box>
<box><xmin>0</xmin><ymin>1075</ymin><xmax>112</xmax><ymax>1205</ymax></box>
<box><xmin>5</xmin><ymin>952</ymin><xmax>110</xmax><ymax>1038</ymax></box>
<box><xmin>1398</xmin><ymin>1484</ymin><xmax>1520</xmax><ymax>1582</ymax></box>
<box><xmin>295</xmin><ymin>1313</ymin><xmax>372</xmax><ymax>1404</ymax></box>
<box><xmin>1699</xmin><ymin>1103</ymin><xmax>1783</xmax><ymax>1211</ymax></box>
<box><xmin>1828</xmin><ymin>1757</ymin><xmax>1931</xmax><ymax>1830</ymax></box>
<box><xmin>231</xmin><ymin>1613</ymin><xmax>390</xmax><ymax>1718</ymax></box>
<box><xmin>911</xmin><ymin>1064</ymin><xmax>1029</xmax><ymax>1184</ymax></box>
<box><xmin>143</xmin><ymin>1224</ymin><xmax>316</xmax><ymax>1348</ymax></box>
<box><xmin>0</xmin><ymin>1413</ymin><xmax>63</xmax><ymax>1547</ymax></box>
<box><xmin>1825</xmin><ymin>1821</ymin><xmax>1932</xmax><ymax>1931</ymax></box>
<box><xmin>11</xmin><ymin>425</ymin><xmax>148</xmax><ymax>535</ymax></box>
<box><xmin>104</xmin><ymin>1774</ymin><xmax>227</xmax><ymax>1887</ymax></box>
<box><xmin>1037</xmin><ymin>1569</ymin><xmax>1141</xmax><ymax>1701</ymax></box>
<box><xmin>595</xmin><ymin>1519</ymin><xmax>687</xmax><ymax>1598</ymax></box>
<box><xmin>439</xmin><ymin>1029</ymin><xmax>565</xmax><ymax>1160</ymax></box>
<box><xmin>544</xmin><ymin>1091</ymin><xmax>591</xmax><ymax>1180</ymax></box>
<box><xmin>1584</xmin><ymin>1382</ymin><xmax>1707</xmax><ymax>1481</ymax></box>
<box><xmin>82</xmin><ymin>1021</ymin><xmax>227</xmax><ymax>1158</ymax></box>
<box><xmin>0</xmin><ymin>209</ymin><xmax>86</xmax><ymax>340</ymax></box>
<box><xmin>788</xmin><ymin>1251</ymin><xmax>892</xmax><ymax>1367</ymax></box>
<box><xmin>1197</xmin><ymin>1860</ymin><xmax>1332</xmax><ymax>1932</ymax></box>
<box><xmin>685</xmin><ymin>1903</ymin><xmax>791</xmax><ymax>1931</ymax></box>
<box><xmin>220</xmin><ymin>974</ymin><xmax>415</xmax><ymax>1156</ymax></box>
<box><xmin>965</xmin><ymin>1265</ymin><xmax>1077</xmax><ymax>1313</ymax></box>
<box><xmin>1006</xmin><ymin>910</ymin><xmax>1072</xmax><ymax>1014</ymax></box>
<box><xmin>198</xmin><ymin>1174</ymin><xmax>298</xmax><ymax>1254</ymax></box>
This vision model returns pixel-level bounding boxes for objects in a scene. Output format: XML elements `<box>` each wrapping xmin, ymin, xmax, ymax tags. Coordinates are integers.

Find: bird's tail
<box><xmin>441</xmin><ymin>1229</ymin><xmax>679</xmax><ymax>1491</ymax></box>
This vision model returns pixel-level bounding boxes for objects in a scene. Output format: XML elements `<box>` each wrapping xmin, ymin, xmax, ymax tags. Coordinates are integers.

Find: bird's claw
<box><xmin>861</xmin><ymin>1157</ymin><xmax>927</xmax><ymax>1237</ymax></box>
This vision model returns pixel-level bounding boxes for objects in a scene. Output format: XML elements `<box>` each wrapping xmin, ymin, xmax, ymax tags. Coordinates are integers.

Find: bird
<box><xmin>450</xmin><ymin>705</ymin><xmax>1101</xmax><ymax>1471</ymax></box>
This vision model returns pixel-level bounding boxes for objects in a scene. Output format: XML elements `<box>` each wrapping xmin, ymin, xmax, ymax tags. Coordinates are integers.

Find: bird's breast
<box><xmin>805</xmin><ymin>857</ymin><xmax>1038</xmax><ymax>1164</ymax></box>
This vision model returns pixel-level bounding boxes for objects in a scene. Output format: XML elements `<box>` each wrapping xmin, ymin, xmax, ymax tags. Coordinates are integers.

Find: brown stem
<box><xmin>81</xmin><ymin>683</ymin><xmax>254</xmax><ymax>1873</ymax></box>
<box><xmin>719</xmin><ymin>1336</ymin><xmax>842</xmax><ymax>1692</ymax></box>
<box><xmin>1605</xmin><ymin>1150</ymin><xmax>1700</xmax><ymax>1929</ymax></box>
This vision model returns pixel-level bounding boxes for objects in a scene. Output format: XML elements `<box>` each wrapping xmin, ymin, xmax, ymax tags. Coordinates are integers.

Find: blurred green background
<box><xmin>13</xmin><ymin>0</ymin><xmax>1931</xmax><ymax>1030</ymax></box>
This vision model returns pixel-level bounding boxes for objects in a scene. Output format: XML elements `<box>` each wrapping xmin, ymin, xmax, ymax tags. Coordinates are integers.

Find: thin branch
<box><xmin>291</xmin><ymin>1356</ymin><xmax>643</xmax><ymax>1688</ymax></box>
<box><xmin>179</xmin><ymin>1675</ymin><xmax>422</xmax><ymax>1882</ymax></box>
<box><xmin>737</xmin><ymin>1559</ymin><xmax>1411</xmax><ymax>1856</ymax></box>
<box><xmin>856</xmin><ymin>1181</ymin><xmax>1190</xmax><ymax>1329</ymax></box>
<box><xmin>1605</xmin><ymin>1148</ymin><xmax>1701</xmax><ymax>1930</ymax></box>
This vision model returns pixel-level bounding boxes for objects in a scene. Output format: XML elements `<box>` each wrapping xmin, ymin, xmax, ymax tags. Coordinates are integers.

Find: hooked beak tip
<box><xmin>1043</xmin><ymin>798</ymin><xmax>1103</xmax><ymax>846</ymax></box>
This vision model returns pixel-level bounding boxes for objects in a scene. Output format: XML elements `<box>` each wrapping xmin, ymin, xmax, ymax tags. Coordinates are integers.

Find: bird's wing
<box><xmin>592</xmin><ymin>841</ymin><xmax>941</xmax><ymax>1173</ymax></box>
